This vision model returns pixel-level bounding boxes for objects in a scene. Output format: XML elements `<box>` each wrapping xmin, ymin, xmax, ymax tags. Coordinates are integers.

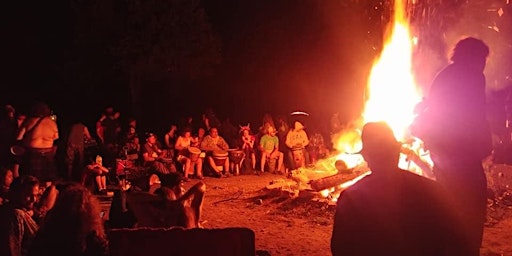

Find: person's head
<box><xmin>4</xmin><ymin>105</ymin><xmax>15</xmax><ymax>119</ymax></box>
<box><xmin>8</xmin><ymin>175</ymin><xmax>40</xmax><ymax>210</ymax></box>
<box><xmin>240</xmin><ymin>124</ymin><xmax>251</xmax><ymax>136</ymax></box>
<box><xmin>128</xmin><ymin>126</ymin><xmax>136</xmax><ymax>135</ymax></box>
<box><xmin>1</xmin><ymin>168</ymin><xmax>14</xmax><ymax>188</ymax></box>
<box><xmin>145</xmin><ymin>132</ymin><xmax>157</xmax><ymax>144</ymax></box>
<box><xmin>17</xmin><ymin>113</ymin><xmax>26</xmax><ymax>125</ymax></box>
<box><xmin>360</xmin><ymin>122</ymin><xmax>401</xmax><ymax>172</ymax></box>
<box><xmin>41</xmin><ymin>183</ymin><xmax>105</xmax><ymax>238</ymax></box>
<box><xmin>159</xmin><ymin>173</ymin><xmax>185</xmax><ymax>197</ymax></box>
<box><xmin>450</xmin><ymin>37</ymin><xmax>489</xmax><ymax>72</ymax></box>
<box><xmin>181</xmin><ymin>128</ymin><xmax>192</xmax><ymax>138</ymax></box>
<box><xmin>198</xmin><ymin>127</ymin><xmax>206</xmax><ymax>137</ymax></box>
<box><xmin>128</xmin><ymin>118</ymin><xmax>137</xmax><ymax>127</ymax></box>
<box><xmin>104</xmin><ymin>107</ymin><xmax>114</xmax><ymax>116</ymax></box>
<box><xmin>29</xmin><ymin>102</ymin><xmax>51</xmax><ymax>117</ymax></box>
<box><xmin>209</xmin><ymin>127</ymin><xmax>219</xmax><ymax>138</ymax></box>
<box><xmin>293</xmin><ymin>121</ymin><xmax>304</xmax><ymax>131</ymax></box>
<box><xmin>267</xmin><ymin>126</ymin><xmax>275</xmax><ymax>135</ymax></box>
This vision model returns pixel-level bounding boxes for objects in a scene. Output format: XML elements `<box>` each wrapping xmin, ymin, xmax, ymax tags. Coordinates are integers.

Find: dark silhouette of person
<box><xmin>411</xmin><ymin>37</ymin><xmax>492</xmax><ymax>255</ymax></box>
<box><xmin>331</xmin><ymin>122</ymin><xmax>466</xmax><ymax>256</ymax></box>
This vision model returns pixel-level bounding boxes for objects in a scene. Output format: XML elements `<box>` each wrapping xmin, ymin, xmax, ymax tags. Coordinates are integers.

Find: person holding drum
<box><xmin>200</xmin><ymin>127</ymin><xmax>230</xmax><ymax>178</ymax></box>
<box><xmin>285</xmin><ymin>121</ymin><xmax>310</xmax><ymax>170</ymax></box>
<box><xmin>142</xmin><ymin>133</ymin><xmax>172</xmax><ymax>175</ymax></box>
<box><xmin>175</xmin><ymin>128</ymin><xmax>203</xmax><ymax>181</ymax></box>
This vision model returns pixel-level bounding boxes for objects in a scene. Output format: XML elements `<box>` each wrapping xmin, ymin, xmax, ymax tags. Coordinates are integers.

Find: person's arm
<box><xmin>259</xmin><ymin>136</ymin><xmax>265</xmax><ymax>152</ymax></box>
<box><xmin>16</xmin><ymin>126</ymin><xmax>26</xmax><ymax>141</ymax></box>
<box><xmin>175</xmin><ymin>137</ymin><xmax>186</xmax><ymax>151</ymax></box>
<box><xmin>143</xmin><ymin>152</ymin><xmax>155</xmax><ymax>162</ymax></box>
<box><xmin>83</xmin><ymin>126</ymin><xmax>92</xmax><ymax>140</ymax></box>
<box><xmin>272</xmin><ymin>136</ymin><xmax>279</xmax><ymax>154</ymax></box>
<box><xmin>285</xmin><ymin>132</ymin><xmax>293</xmax><ymax>148</ymax></box>
<box><xmin>52</xmin><ymin>119</ymin><xmax>59</xmax><ymax>141</ymax></box>
<box><xmin>200</xmin><ymin>136</ymin><xmax>213</xmax><ymax>151</ymax></box>
<box><xmin>302</xmin><ymin>131</ymin><xmax>309</xmax><ymax>147</ymax></box>
<box><xmin>218</xmin><ymin>137</ymin><xmax>229</xmax><ymax>150</ymax></box>
<box><xmin>96</xmin><ymin>121</ymin><xmax>104</xmax><ymax>143</ymax></box>
<box><xmin>164</xmin><ymin>134</ymin><xmax>171</xmax><ymax>148</ymax></box>
<box><xmin>248</xmin><ymin>137</ymin><xmax>255</xmax><ymax>148</ymax></box>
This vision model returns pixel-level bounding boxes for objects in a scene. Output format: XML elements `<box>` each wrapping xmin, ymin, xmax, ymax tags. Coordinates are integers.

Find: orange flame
<box><xmin>363</xmin><ymin>0</ymin><xmax>421</xmax><ymax>140</ymax></box>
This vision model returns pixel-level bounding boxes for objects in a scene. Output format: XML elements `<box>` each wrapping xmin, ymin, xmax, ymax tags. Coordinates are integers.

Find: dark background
<box><xmin>1</xmin><ymin>0</ymin><xmax>511</xmax><ymax>138</ymax></box>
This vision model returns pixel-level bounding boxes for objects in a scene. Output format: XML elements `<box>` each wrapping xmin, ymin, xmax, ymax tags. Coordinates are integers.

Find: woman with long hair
<box><xmin>29</xmin><ymin>183</ymin><xmax>108</xmax><ymax>256</ymax></box>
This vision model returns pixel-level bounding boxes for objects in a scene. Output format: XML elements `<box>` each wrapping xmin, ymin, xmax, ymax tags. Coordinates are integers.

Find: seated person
<box><xmin>126</xmin><ymin>172</ymin><xmax>206</xmax><ymax>229</ymax></box>
<box><xmin>200</xmin><ymin>127</ymin><xmax>230</xmax><ymax>177</ymax></box>
<box><xmin>82</xmin><ymin>156</ymin><xmax>109</xmax><ymax>195</ymax></box>
<box><xmin>239</xmin><ymin>125</ymin><xmax>256</xmax><ymax>170</ymax></box>
<box><xmin>0</xmin><ymin>175</ymin><xmax>58</xmax><ymax>256</ymax></box>
<box><xmin>285</xmin><ymin>121</ymin><xmax>309</xmax><ymax>169</ymax></box>
<box><xmin>142</xmin><ymin>132</ymin><xmax>172</xmax><ymax>175</ymax></box>
<box><xmin>175</xmin><ymin>128</ymin><xmax>203</xmax><ymax>181</ymax></box>
<box><xmin>259</xmin><ymin>126</ymin><xmax>284</xmax><ymax>174</ymax></box>
<box><xmin>0</xmin><ymin>167</ymin><xmax>14</xmax><ymax>205</ymax></box>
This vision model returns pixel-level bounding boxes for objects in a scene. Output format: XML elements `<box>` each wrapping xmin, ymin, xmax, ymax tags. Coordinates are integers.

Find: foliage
<box><xmin>116</xmin><ymin>0</ymin><xmax>221</xmax><ymax>79</ymax></box>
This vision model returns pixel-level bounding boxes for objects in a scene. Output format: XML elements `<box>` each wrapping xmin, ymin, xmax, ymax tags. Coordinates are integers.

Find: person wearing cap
<box><xmin>331</xmin><ymin>121</ymin><xmax>466</xmax><ymax>256</ymax></box>
<box><xmin>142</xmin><ymin>132</ymin><xmax>171</xmax><ymax>174</ymax></box>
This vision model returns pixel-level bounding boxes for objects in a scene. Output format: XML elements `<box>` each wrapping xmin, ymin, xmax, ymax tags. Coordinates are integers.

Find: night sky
<box><xmin>2</xmin><ymin>0</ymin><xmax>511</xmax><ymax>136</ymax></box>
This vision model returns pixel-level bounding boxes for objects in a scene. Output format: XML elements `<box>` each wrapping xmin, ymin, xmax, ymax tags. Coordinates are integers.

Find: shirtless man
<box><xmin>16</xmin><ymin>102</ymin><xmax>59</xmax><ymax>186</ymax></box>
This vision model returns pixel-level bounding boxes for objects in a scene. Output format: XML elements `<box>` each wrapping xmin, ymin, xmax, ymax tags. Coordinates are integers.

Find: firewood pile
<box><xmin>263</xmin><ymin>154</ymin><xmax>370</xmax><ymax>205</ymax></box>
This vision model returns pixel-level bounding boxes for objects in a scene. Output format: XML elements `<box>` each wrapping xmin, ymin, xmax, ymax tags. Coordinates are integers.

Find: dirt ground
<box><xmin>193</xmin><ymin>172</ymin><xmax>512</xmax><ymax>256</ymax></box>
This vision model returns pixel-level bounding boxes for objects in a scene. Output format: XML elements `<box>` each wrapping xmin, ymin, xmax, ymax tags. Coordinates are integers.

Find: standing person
<box><xmin>331</xmin><ymin>122</ymin><xmax>466</xmax><ymax>256</ymax></box>
<box><xmin>163</xmin><ymin>125</ymin><xmax>178</xmax><ymax>159</ymax></box>
<box><xmin>412</xmin><ymin>37</ymin><xmax>492</xmax><ymax>255</ymax></box>
<box><xmin>16</xmin><ymin>102</ymin><xmax>59</xmax><ymax>186</ymax></box>
<box><xmin>65</xmin><ymin>121</ymin><xmax>92</xmax><ymax>181</ymax></box>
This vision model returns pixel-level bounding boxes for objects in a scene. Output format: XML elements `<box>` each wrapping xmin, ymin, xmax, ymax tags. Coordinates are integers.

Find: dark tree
<box><xmin>116</xmin><ymin>0</ymin><xmax>221</xmax><ymax>125</ymax></box>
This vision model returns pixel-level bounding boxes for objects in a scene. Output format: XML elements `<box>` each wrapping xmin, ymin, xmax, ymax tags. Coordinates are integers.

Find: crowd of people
<box><xmin>0</xmin><ymin>36</ymin><xmax>496</xmax><ymax>256</ymax></box>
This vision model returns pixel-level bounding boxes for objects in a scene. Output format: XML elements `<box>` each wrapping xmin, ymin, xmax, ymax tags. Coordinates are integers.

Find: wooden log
<box><xmin>309</xmin><ymin>171</ymin><xmax>361</xmax><ymax>192</ymax></box>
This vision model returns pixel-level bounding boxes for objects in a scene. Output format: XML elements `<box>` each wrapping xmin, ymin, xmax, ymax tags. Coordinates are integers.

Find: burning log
<box><xmin>309</xmin><ymin>171</ymin><xmax>362</xmax><ymax>192</ymax></box>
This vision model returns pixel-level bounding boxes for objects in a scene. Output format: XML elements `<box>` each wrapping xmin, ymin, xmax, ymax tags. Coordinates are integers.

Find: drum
<box><xmin>212</xmin><ymin>150</ymin><xmax>228</xmax><ymax>166</ymax></box>
<box><xmin>228</xmin><ymin>149</ymin><xmax>245</xmax><ymax>165</ymax></box>
<box><xmin>291</xmin><ymin>147</ymin><xmax>305</xmax><ymax>169</ymax></box>
<box><xmin>188</xmin><ymin>147</ymin><xmax>201</xmax><ymax>162</ymax></box>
